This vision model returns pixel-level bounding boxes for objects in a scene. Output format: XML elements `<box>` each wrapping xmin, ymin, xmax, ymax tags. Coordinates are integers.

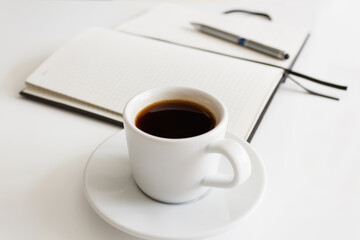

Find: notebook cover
<box><xmin>246</xmin><ymin>33</ymin><xmax>310</xmax><ymax>142</ymax></box>
<box><xmin>19</xmin><ymin>90</ymin><xmax>124</xmax><ymax>127</ymax></box>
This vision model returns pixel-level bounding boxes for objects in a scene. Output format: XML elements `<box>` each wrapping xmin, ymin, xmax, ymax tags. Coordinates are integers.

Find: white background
<box><xmin>0</xmin><ymin>0</ymin><xmax>359</xmax><ymax>239</ymax></box>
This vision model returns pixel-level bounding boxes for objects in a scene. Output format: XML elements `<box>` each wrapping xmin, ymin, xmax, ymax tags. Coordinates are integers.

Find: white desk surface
<box><xmin>1</xmin><ymin>0</ymin><xmax>359</xmax><ymax>239</ymax></box>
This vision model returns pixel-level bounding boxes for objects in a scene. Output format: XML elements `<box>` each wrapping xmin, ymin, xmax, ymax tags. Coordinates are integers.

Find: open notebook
<box><xmin>20</xmin><ymin>4</ymin><xmax>309</xmax><ymax>141</ymax></box>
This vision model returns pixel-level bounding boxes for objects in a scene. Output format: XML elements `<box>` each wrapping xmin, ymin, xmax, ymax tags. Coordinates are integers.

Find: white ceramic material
<box><xmin>123</xmin><ymin>87</ymin><xmax>252</xmax><ymax>203</ymax></box>
<box><xmin>83</xmin><ymin>130</ymin><xmax>266</xmax><ymax>240</ymax></box>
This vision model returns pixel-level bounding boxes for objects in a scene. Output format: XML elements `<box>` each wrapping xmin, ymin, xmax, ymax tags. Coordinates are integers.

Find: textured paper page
<box><xmin>116</xmin><ymin>3</ymin><xmax>309</xmax><ymax>69</ymax></box>
<box><xmin>26</xmin><ymin>28</ymin><xmax>283</xmax><ymax>139</ymax></box>
<box><xmin>22</xmin><ymin>84</ymin><xmax>122</xmax><ymax>122</ymax></box>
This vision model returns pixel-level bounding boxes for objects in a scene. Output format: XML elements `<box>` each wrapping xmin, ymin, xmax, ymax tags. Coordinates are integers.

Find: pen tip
<box><xmin>284</xmin><ymin>53</ymin><xmax>289</xmax><ymax>59</ymax></box>
<box><xmin>190</xmin><ymin>22</ymin><xmax>201</xmax><ymax>29</ymax></box>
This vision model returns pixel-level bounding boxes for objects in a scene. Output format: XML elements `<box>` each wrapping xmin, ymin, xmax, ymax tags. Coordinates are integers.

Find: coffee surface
<box><xmin>136</xmin><ymin>100</ymin><xmax>216</xmax><ymax>139</ymax></box>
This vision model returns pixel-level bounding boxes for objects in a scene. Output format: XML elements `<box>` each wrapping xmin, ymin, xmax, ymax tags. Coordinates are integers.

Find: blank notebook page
<box><xmin>117</xmin><ymin>3</ymin><xmax>309</xmax><ymax>69</ymax></box>
<box><xmin>26</xmin><ymin>28</ymin><xmax>283</xmax><ymax>139</ymax></box>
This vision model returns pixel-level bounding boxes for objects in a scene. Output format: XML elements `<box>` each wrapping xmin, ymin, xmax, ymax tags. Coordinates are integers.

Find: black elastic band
<box><xmin>223</xmin><ymin>9</ymin><xmax>272</xmax><ymax>21</ymax></box>
<box><xmin>287</xmin><ymin>76</ymin><xmax>339</xmax><ymax>101</ymax></box>
<box><xmin>189</xmin><ymin>49</ymin><xmax>348</xmax><ymax>91</ymax></box>
<box><xmin>287</xmin><ymin>70</ymin><xmax>347</xmax><ymax>90</ymax></box>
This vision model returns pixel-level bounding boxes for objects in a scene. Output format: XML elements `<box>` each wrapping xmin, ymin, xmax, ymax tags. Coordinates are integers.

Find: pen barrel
<box><xmin>199</xmin><ymin>26</ymin><xmax>239</xmax><ymax>43</ymax></box>
<box><xmin>244</xmin><ymin>40</ymin><xmax>287</xmax><ymax>59</ymax></box>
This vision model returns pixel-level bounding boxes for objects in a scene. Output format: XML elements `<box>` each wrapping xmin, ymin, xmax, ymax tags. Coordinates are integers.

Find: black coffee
<box><xmin>135</xmin><ymin>100</ymin><xmax>216</xmax><ymax>139</ymax></box>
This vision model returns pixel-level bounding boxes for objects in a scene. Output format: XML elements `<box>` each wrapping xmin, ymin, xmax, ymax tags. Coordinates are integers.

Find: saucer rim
<box><xmin>83</xmin><ymin>130</ymin><xmax>267</xmax><ymax>240</ymax></box>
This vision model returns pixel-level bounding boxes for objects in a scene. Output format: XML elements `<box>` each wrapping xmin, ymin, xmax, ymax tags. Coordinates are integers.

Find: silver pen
<box><xmin>191</xmin><ymin>22</ymin><xmax>289</xmax><ymax>60</ymax></box>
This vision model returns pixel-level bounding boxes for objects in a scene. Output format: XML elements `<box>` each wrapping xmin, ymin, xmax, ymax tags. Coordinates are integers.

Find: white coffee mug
<box><xmin>123</xmin><ymin>87</ymin><xmax>251</xmax><ymax>204</ymax></box>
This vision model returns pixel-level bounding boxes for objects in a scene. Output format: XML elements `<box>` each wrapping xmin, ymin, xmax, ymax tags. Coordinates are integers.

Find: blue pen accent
<box><xmin>238</xmin><ymin>38</ymin><xmax>246</xmax><ymax>46</ymax></box>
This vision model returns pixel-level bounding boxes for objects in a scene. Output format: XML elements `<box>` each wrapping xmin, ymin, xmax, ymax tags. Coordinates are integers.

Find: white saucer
<box><xmin>83</xmin><ymin>130</ymin><xmax>266</xmax><ymax>240</ymax></box>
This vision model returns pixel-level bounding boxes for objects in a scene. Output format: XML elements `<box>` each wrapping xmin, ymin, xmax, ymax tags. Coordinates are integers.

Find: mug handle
<box><xmin>202</xmin><ymin>139</ymin><xmax>251</xmax><ymax>188</ymax></box>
